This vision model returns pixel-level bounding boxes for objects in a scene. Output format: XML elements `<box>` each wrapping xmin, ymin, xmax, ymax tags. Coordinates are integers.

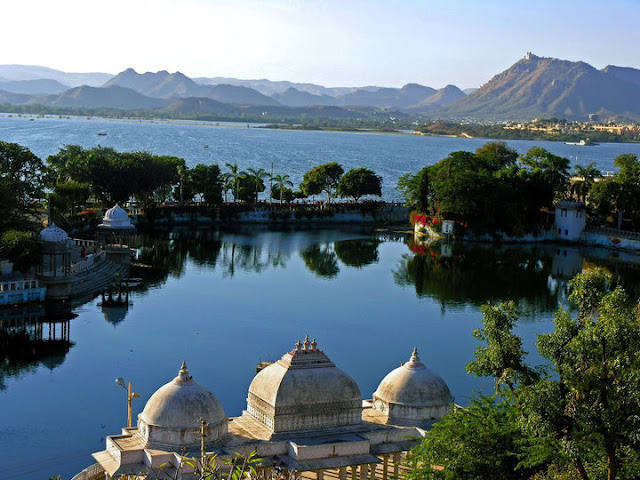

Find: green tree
<box><xmin>300</xmin><ymin>162</ymin><xmax>344</xmax><ymax>203</ymax></box>
<box><xmin>520</xmin><ymin>147</ymin><xmax>570</xmax><ymax>202</ymax></box>
<box><xmin>571</xmin><ymin>162</ymin><xmax>601</xmax><ymax>202</ymax></box>
<box><xmin>0</xmin><ymin>141</ymin><xmax>45</xmax><ymax>231</ymax></box>
<box><xmin>590</xmin><ymin>154</ymin><xmax>640</xmax><ymax>229</ymax></box>
<box><xmin>52</xmin><ymin>180</ymin><xmax>90</xmax><ymax>215</ymax></box>
<box><xmin>405</xmin><ymin>395</ymin><xmax>539</xmax><ymax>480</ymax></box>
<box><xmin>225</xmin><ymin>163</ymin><xmax>246</xmax><ymax>202</ymax></box>
<box><xmin>45</xmin><ymin>144</ymin><xmax>89</xmax><ymax>186</ymax></box>
<box><xmin>190</xmin><ymin>164</ymin><xmax>223</xmax><ymax>204</ymax></box>
<box><xmin>472</xmin><ymin>270</ymin><xmax>640</xmax><ymax>480</ymax></box>
<box><xmin>272</xmin><ymin>174</ymin><xmax>294</xmax><ymax>204</ymax></box>
<box><xmin>245</xmin><ymin>167</ymin><xmax>268</xmax><ymax>203</ymax></box>
<box><xmin>475</xmin><ymin>141</ymin><xmax>519</xmax><ymax>170</ymax></box>
<box><xmin>0</xmin><ymin>230</ymin><xmax>41</xmax><ymax>272</ymax></box>
<box><xmin>336</xmin><ymin>167</ymin><xmax>382</xmax><ymax>202</ymax></box>
<box><xmin>397</xmin><ymin>167</ymin><xmax>430</xmax><ymax>212</ymax></box>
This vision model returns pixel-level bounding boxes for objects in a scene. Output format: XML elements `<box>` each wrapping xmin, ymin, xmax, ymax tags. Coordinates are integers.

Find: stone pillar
<box><xmin>368</xmin><ymin>463</ymin><xmax>376</xmax><ymax>480</ymax></box>
<box><xmin>382</xmin><ymin>455</ymin><xmax>389</xmax><ymax>480</ymax></box>
<box><xmin>263</xmin><ymin>467</ymin><xmax>272</xmax><ymax>480</ymax></box>
<box><xmin>316</xmin><ymin>469</ymin><xmax>324</xmax><ymax>480</ymax></box>
<box><xmin>351</xmin><ymin>465</ymin><xmax>358</xmax><ymax>480</ymax></box>
<box><xmin>392</xmin><ymin>453</ymin><xmax>401</xmax><ymax>480</ymax></box>
<box><xmin>339</xmin><ymin>467</ymin><xmax>347</xmax><ymax>480</ymax></box>
<box><xmin>360</xmin><ymin>464</ymin><xmax>369</xmax><ymax>480</ymax></box>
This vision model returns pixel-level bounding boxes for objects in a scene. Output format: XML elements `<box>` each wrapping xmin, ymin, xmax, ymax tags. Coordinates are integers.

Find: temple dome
<box><xmin>39</xmin><ymin>222</ymin><xmax>69</xmax><ymax>243</ymax></box>
<box><xmin>99</xmin><ymin>204</ymin><xmax>133</xmax><ymax>229</ymax></box>
<box><xmin>372</xmin><ymin>348</ymin><xmax>453</xmax><ymax>426</ymax></box>
<box><xmin>137</xmin><ymin>362</ymin><xmax>227</xmax><ymax>447</ymax></box>
<box><xmin>247</xmin><ymin>336</ymin><xmax>362</xmax><ymax>434</ymax></box>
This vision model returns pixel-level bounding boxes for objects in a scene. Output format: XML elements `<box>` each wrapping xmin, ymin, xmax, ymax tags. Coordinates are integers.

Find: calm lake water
<box><xmin>2</xmin><ymin>228</ymin><xmax>640</xmax><ymax>480</ymax></box>
<box><xmin>2</xmin><ymin>115</ymin><xmax>640</xmax><ymax>201</ymax></box>
<box><xmin>2</xmin><ymin>117</ymin><xmax>640</xmax><ymax>479</ymax></box>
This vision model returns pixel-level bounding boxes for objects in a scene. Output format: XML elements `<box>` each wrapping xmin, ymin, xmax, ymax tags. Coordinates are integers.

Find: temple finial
<box><xmin>303</xmin><ymin>335</ymin><xmax>310</xmax><ymax>350</ymax></box>
<box><xmin>179</xmin><ymin>361</ymin><xmax>190</xmax><ymax>380</ymax></box>
<box><xmin>311</xmin><ymin>338</ymin><xmax>317</xmax><ymax>351</ymax></box>
<box><xmin>295</xmin><ymin>339</ymin><xmax>302</xmax><ymax>351</ymax></box>
<box><xmin>410</xmin><ymin>347</ymin><xmax>420</xmax><ymax>362</ymax></box>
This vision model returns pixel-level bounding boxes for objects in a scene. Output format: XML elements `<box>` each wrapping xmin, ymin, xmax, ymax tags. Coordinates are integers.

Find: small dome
<box><xmin>39</xmin><ymin>222</ymin><xmax>69</xmax><ymax>243</ymax></box>
<box><xmin>247</xmin><ymin>336</ymin><xmax>362</xmax><ymax>434</ymax></box>
<box><xmin>137</xmin><ymin>362</ymin><xmax>227</xmax><ymax>447</ymax></box>
<box><xmin>372</xmin><ymin>348</ymin><xmax>453</xmax><ymax>425</ymax></box>
<box><xmin>99</xmin><ymin>204</ymin><xmax>132</xmax><ymax>229</ymax></box>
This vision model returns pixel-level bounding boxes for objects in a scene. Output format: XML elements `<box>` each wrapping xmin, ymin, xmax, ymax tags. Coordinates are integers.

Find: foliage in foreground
<box><xmin>405</xmin><ymin>394</ymin><xmax>541</xmax><ymax>480</ymax></box>
<box><xmin>406</xmin><ymin>270</ymin><xmax>640</xmax><ymax>480</ymax></box>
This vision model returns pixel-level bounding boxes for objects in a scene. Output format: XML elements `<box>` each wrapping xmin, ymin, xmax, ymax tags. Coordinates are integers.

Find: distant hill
<box><xmin>193</xmin><ymin>77</ymin><xmax>359</xmax><ymax>98</ymax></box>
<box><xmin>105</xmin><ymin>69</ymin><xmax>282</xmax><ymax>106</ymax></box>
<box><xmin>0</xmin><ymin>65</ymin><xmax>112</xmax><ymax>87</ymax></box>
<box><xmin>3</xmin><ymin>57</ymin><xmax>640</xmax><ymax>121</ymax></box>
<box><xmin>162</xmin><ymin>97</ymin><xmax>238</xmax><ymax>115</ymax></box>
<box><xmin>272</xmin><ymin>87</ymin><xmax>339</xmax><ymax>107</ymax></box>
<box><xmin>0</xmin><ymin>89</ymin><xmax>32</xmax><ymax>104</ymax></box>
<box><xmin>103</xmin><ymin>68</ymin><xmax>203</xmax><ymax>98</ymax></box>
<box><xmin>423</xmin><ymin>85</ymin><xmax>466</xmax><ymax>106</ymax></box>
<box><xmin>201</xmin><ymin>84</ymin><xmax>281</xmax><ymax>106</ymax></box>
<box><xmin>37</xmin><ymin>85</ymin><xmax>169</xmax><ymax>110</ymax></box>
<box><xmin>337</xmin><ymin>83</ymin><xmax>437</xmax><ymax>108</ymax></box>
<box><xmin>445</xmin><ymin>53</ymin><xmax>640</xmax><ymax>120</ymax></box>
<box><xmin>0</xmin><ymin>79</ymin><xmax>68</xmax><ymax>95</ymax></box>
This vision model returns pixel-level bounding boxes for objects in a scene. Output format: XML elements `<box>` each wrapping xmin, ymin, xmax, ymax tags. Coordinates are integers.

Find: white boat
<box><xmin>565</xmin><ymin>139</ymin><xmax>597</xmax><ymax>146</ymax></box>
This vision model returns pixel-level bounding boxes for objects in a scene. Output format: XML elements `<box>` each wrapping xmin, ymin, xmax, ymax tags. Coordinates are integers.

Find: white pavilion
<box><xmin>84</xmin><ymin>337</ymin><xmax>454</xmax><ymax>480</ymax></box>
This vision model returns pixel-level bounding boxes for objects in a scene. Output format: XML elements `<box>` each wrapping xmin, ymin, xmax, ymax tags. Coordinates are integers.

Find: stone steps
<box><xmin>71</xmin><ymin>259</ymin><xmax>129</xmax><ymax>298</ymax></box>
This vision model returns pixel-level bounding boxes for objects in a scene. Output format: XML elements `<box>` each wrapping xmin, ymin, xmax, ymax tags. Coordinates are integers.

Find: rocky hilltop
<box><xmin>446</xmin><ymin>53</ymin><xmax>640</xmax><ymax>120</ymax></box>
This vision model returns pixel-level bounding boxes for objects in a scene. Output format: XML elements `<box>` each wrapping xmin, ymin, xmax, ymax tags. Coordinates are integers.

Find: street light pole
<box><xmin>116</xmin><ymin>377</ymin><xmax>140</xmax><ymax>428</ymax></box>
<box><xmin>127</xmin><ymin>381</ymin><xmax>140</xmax><ymax>428</ymax></box>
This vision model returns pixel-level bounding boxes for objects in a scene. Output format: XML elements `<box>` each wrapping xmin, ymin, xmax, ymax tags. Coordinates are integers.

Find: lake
<box><xmin>2</xmin><ymin>116</ymin><xmax>640</xmax><ymax>479</ymax></box>
<box><xmin>2</xmin><ymin>227</ymin><xmax>640</xmax><ymax>480</ymax></box>
<box><xmin>2</xmin><ymin>115</ymin><xmax>640</xmax><ymax>201</ymax></box>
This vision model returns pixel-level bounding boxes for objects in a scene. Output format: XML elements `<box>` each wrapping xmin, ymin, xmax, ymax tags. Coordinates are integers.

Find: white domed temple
<box><xmin>86</xmin><ymin>339</ymin><xmax>454</xmax><ymax>480</ymax></box>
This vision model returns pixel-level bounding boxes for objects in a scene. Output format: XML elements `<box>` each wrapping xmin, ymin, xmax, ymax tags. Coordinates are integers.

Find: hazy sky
<box><xmin>3</xmin><ymin>0</ymin><xmax>639</xmax><ymax>88</ymax></box>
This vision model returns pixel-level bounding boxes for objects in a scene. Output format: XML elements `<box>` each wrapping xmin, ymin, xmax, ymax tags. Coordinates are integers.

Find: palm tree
<box><xmin>245</xmin><ymin>167</ymin><xmax>269</xmax><ymax>203</ymax></box>
<box><xmin>272</xmin><ymin>174</ymin><xmax>294</xmax><ymax>204</ymax></box>
<box><xmin>572</xmin><ymin>162</ymin><xmax>601</xmax><ymax>202</ymax></box>
<box><xmin>225</xmin><ymin>163</ymin><xmax>245</xmax><ymax>202</ymax></box>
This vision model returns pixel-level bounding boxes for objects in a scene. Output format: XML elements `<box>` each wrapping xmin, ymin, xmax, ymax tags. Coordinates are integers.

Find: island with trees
<box><xmin>398</xmin><ymin>141</ymin><xmax>640</xmax><ymax>240</ymax></box>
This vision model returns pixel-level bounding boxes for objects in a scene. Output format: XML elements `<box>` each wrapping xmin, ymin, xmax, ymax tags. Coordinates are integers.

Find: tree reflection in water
<box><xmin>394</xmin><ymin>237</ymin><xmax>562</xmax><ymax>315</ymax></box>
<box><xmin>394</xmin><ymin>236</ymin><xmax>640</xmax><ymax>315</ymax></box>
<box><xmin>300</xmin><ymin>243</ymin><xmax>339</xmax><ymax>278</ymax></box>
<box><xmin>334</xmin><ymin>239</ymin><xmax>381</xmax><ymax>268</ymax></box>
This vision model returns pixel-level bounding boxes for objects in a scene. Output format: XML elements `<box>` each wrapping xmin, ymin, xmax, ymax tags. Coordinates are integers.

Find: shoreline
<box><xmin>3</xmin><ymin>112</ymin><xmax>638</xmax><ymax>144</ymax></box>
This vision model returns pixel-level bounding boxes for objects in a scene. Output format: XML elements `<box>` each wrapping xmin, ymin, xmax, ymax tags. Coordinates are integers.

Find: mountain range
<box><xmin>1</xmin><ymin>54</ymin><xmax>639</xmax><ymax>121</ymax></box>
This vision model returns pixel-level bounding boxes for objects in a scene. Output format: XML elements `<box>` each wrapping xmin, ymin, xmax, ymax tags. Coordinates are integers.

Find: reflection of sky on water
<box><xmin>2</xmin><ymin>229</ymin><xmax>640</xmax><ymax>479</ymax></box>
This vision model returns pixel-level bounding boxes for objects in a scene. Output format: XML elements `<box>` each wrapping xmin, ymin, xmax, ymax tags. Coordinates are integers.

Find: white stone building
<box><xmin>85</xmin><ymin>338</ymin><xmax>454</xmax><ymax>480</ymax></box>
<box><xmin>554</xmin><ymin>201</ymin><xmax>586</xmax><ymax>242</ymax></box>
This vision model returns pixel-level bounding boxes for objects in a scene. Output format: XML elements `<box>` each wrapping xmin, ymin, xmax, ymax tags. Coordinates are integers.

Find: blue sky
<box><xmin>3</xmin><ymin>0</ymin><xmax>639</xmax><ymax>88</ymax></box>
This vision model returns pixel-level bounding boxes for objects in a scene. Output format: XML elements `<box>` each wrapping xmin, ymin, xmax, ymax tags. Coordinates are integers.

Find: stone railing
<box><xmin>70</xmin><ymin>251</ymin><xmax>106</xmax><ymax>274</ymax></box>
<box><xmin>0</xmin><ymin>278</ymin><xmax>40</xmax><ymax>293</ymax></box>
<box><xmin>71</xmin><ymin>463</ymin><xmax>105</xmax><ymax>480</ymax></box>
<box><xmin>70</xmin><ymin>238</ymin><xmax>97</xmax><ymax>249</ymax></box>
<box><xmin>584</xmin><ymin>225</ymin><xmax>640</xmax><ymax>240</ymax></box>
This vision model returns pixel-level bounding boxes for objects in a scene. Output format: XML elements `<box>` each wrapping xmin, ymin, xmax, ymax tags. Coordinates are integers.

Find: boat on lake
<box><xmin>565</xmin><ymin>139</ymin><xmax>597</xmax><ymax>146</ymax></box>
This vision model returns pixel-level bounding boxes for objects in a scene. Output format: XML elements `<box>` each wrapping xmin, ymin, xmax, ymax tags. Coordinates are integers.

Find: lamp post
<box><xmin>115</xmin><ymin>377</ymin><xmax>140</xmax><ymax>428</ymax></box>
